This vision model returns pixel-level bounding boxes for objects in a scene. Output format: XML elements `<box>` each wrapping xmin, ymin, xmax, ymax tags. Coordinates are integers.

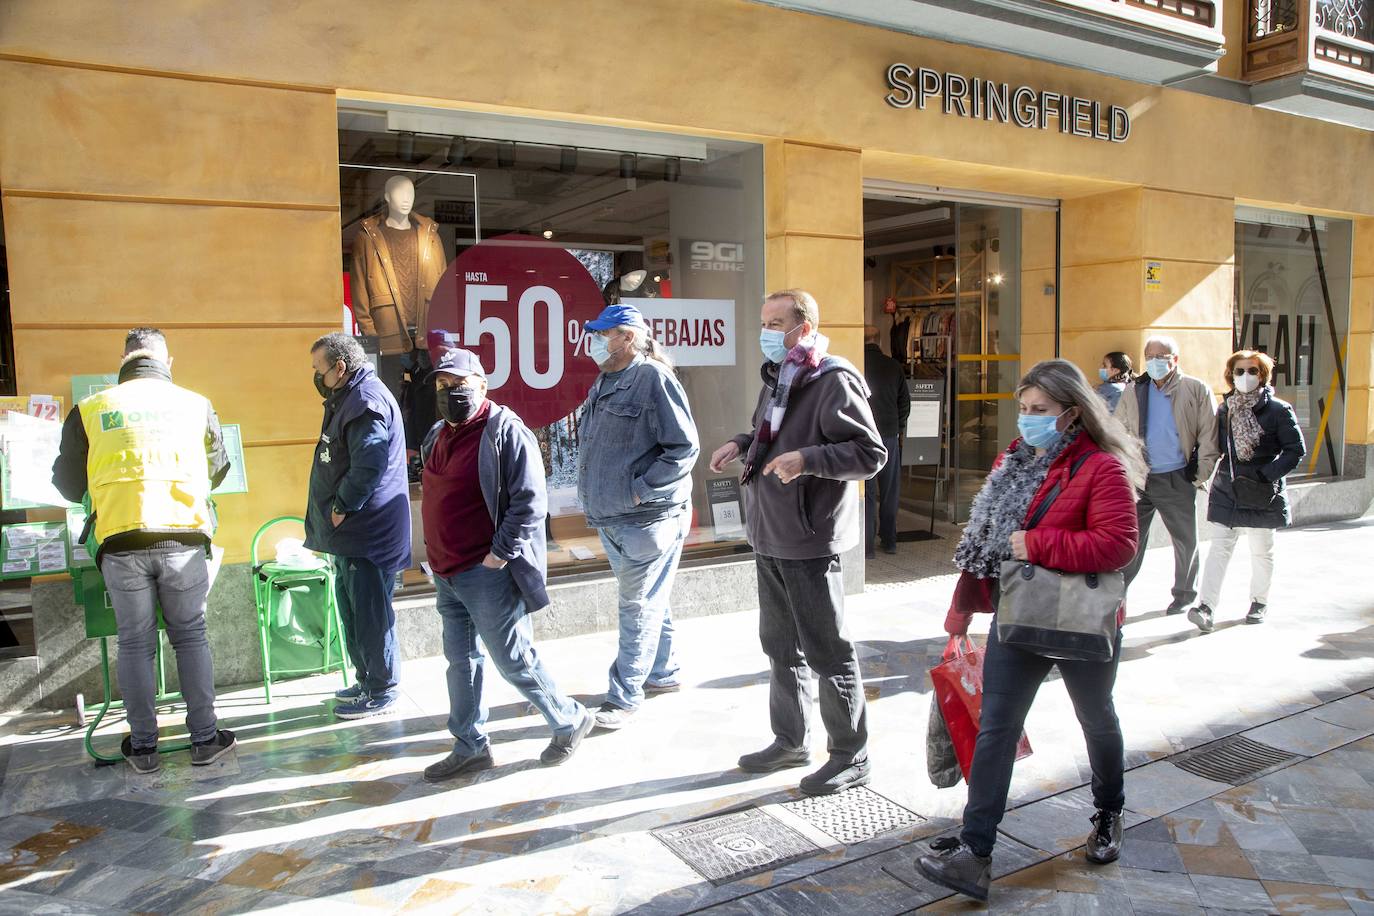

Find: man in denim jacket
<box><xmin>576</xmin><ymin>304</ymin><xmax>701</xmax><ymax>730</ymax></box>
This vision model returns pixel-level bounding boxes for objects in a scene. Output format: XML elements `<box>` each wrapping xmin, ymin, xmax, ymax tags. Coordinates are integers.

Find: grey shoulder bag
<box><xmin>996</xmin><ymin>451</ymin><xmax>1124</xmax><ymax>663</ymax></box>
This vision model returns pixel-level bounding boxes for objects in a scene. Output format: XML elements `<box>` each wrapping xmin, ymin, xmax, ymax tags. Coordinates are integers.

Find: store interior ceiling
<box><xmin>863</xmin><ymin>195</ymin><xmax>955</xmax><ymax>256</ymax></box>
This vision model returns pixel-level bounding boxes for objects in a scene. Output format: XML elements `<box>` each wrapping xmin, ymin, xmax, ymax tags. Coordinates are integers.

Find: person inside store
<box><xmin>1113</xmin><ymin>335</ymin><xmax>1220</xmax><ymax>615</ymax></box>
<box><xmin>418</xmin><ymin>347</ymin><xmax>593</xmax><ymax>780</ymax></box>
<box><xmin>1187</xmin><ymin>350</ymin><xmax>1304</xmax><ymax>633</ymax></box>
<box><xmin>862</xmin><ymin>324</ymin><xmax>910</xmax><ymax>558</ymax></box>
<box><xmin>918</xmin><ymin>359</ymin><xmax>1143</xmax><ymax>902</ymax></box>
<box><xmin>1095</xmin><ymin>351</ymin><xmax>1134</xmax><ymax>412</ymax></box>
<box><xmin>708</xmin><ymin>288</ymin><xmax>886</xmax><ymax>796</ymax></box>
<box><xmin>305</xmin><ymin>333</ymin><xmax>411</xmax><ymax>720</ymax></box>
<box><xmin>52</xmin><ymin>327</ymin><xmax>235</xmax><ymax>773</ymax></box>
<box><xmin>576</xmin><ymin>303</ymin><xmax>700</xmax><ymax>731</ymax></box>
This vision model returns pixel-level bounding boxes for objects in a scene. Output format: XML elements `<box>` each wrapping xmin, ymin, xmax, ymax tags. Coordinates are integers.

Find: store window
<box><xmin>339</xmin><ymin>105</ymin><xmax>764</xmax><ymax>580</ymax></box>
<box><xmin>1234</xmin><ymin>205</ymin><xmax>1353</xmax><ymax>478</ymax></box>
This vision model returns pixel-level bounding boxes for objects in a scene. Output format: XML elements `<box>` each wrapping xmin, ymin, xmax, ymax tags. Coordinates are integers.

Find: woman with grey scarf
<box><xmin>1188</xmin><ymin>350</ymin><xmax>1305</xmax><ymax>633</ymax></box>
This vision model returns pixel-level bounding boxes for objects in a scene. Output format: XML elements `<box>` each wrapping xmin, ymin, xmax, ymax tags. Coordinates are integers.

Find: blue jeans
<box><xmin>435</xmin><ymin>563</ymin><xmax>586</xmax><ymax>756</ymax></box>
<box><xmin>102</xmin><ymin>547</ymin><xmax>220</xmax><ymax>747</ymax></box>
<box><xmin>598</xmin><ymin>511</ymin><xmax>689</xmax><ymax>710</ymax></box>
<box><xmin>960</xmin><ymin>619</ymin><xmax>1125</xmax><ymax>857</ymax></box>
<box><xmin>334</xmin><ymin>556</ymin><xmax>399</xmax><ymax>700</ymax></box>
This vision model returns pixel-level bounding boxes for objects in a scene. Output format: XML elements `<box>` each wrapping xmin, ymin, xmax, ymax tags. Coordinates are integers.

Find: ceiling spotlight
<box><xmin>652</xmin><ymin>274</ymin><xmax>662</xmax><ymax>283</ymax></box>
<box><xmin>559</xmin><ymin>147</ymin><xmax>577</xmax><ymax>173</ymax></box>
<box><xmin>497</xmin><ymin>142</ymin><xmax>516</xmax><ymax>168</ymax></box>
<box><xmin>397</xmin><ymin>131</ymin><xmax>416</xmax><ymax>163</ymax></box>
<box><xmin>542</xmin><ymin>224</ymin><xmax>554</xmax><ymax>240</ymax></box>
<box><xmin>991</xmin><ymin>273</ymin><xmax>1004</xmax><ymax>285</ymax></box>
<box><xmin>620</xmin><ymin>153</ymin><xmax>637</xmax><ymax>180</ymax></box>
<box><xmin>664</xmin><ymin>157</ymin><xmax>681</xmax><ymax>182</ymax></box>
<box><xmin>444</xmin><ymin>137</ymin><xmax>466</xmax><ymax>166</ymax></box>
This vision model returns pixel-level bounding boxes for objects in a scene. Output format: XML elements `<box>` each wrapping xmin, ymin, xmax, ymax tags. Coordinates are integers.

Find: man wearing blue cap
<box><xmin>418</xmin><ymin>347</ymin><xmax>593</xmax><ymax>780</ymax></box>
<box><xmin>577</xmin><ymin>303</ymin><xmax>700</xmax><ymax>730</ymax></box>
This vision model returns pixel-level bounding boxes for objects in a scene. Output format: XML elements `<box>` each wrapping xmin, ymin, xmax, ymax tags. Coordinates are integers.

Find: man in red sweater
<box><xmin>418</xmin><ymin>348</ymin><xmax>592</xmax><ymax>782</ymax></box>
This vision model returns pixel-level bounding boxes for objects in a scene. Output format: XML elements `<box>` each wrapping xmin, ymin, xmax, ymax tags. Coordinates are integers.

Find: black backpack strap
<box><xmin>1025</xmin><ymin>450</ymin><xmax>1100</xmax><ymax>530</ymax></box>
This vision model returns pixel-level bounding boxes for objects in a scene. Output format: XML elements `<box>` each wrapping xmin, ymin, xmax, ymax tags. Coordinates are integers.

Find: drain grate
<box><xmin>1172</xmin><ymin>735</ymin><xmax>1300</xmax><ymax>785</ymax></box>
<box><xmin>652</xmin><ymin>808</ymin><xmax>820</xmax><ymax>886</ymax></box>
<box><xmin>781</xmin><ymin>786</ymin><xmax>925</xmax><ymax>845</ymax></box>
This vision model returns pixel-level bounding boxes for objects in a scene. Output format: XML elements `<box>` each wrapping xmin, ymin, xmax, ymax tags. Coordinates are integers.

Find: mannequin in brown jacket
<box><xmin>350</xmin><ymin>175</ymin><xmax>447</xmax><ymax>356</ymax></box>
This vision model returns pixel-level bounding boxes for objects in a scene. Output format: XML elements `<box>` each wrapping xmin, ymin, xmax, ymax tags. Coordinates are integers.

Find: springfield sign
<box><xmin>885</xmin><ymin>63</ymin><xmax>1131</xmax><ymax>143</ymax></box>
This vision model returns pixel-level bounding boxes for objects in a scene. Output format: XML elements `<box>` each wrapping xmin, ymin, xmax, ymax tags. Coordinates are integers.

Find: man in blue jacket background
<box><xmin>305</xmin><ymin>333</ymin><xmax>412</xmax><ymax>719</ymax></box>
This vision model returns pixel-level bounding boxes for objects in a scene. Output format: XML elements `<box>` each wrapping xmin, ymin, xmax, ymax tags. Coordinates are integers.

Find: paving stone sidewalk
<box><xmin>0</xmin><ymin>516</ymin><xmax>1371</xmax><ymax>914</ymax></box>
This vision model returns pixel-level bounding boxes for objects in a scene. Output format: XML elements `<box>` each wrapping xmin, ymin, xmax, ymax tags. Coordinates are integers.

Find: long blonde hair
<box><xmin>1016</xmin><ymin>359</ymin><xmax>1148</xmax><ymax>487</ymax></box>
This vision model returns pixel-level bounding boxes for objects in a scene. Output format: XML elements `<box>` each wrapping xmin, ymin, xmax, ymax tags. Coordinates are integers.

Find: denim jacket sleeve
<box><xmin>631</xmin><ymin>368</ymin><xmax>701</xmax><ymax>505</ymax></box>
<box><xmin>491</xmin><ymin>420</ymin><xmax>547</xmax><ymax>562</ymax></box>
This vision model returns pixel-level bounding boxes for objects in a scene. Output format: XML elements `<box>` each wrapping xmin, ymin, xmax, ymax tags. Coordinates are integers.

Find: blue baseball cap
<box><xmin>426</xmin><ymin>347</ymin><xmax>486</xmax><ymax>381</ymax></box>
<box><xmin>585</xmin><ymin>303</ymin><xmax>648</xmax><ymax>332</ymax></box>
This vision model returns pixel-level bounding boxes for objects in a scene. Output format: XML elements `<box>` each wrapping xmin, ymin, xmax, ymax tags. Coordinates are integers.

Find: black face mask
<box><xmin>313</xmin><ymin>372</ymin><xmax>333</xmax><ymax>399</ymax></box>
<box><xmin>438</xmin><ymin>386</ymin><xmax>483</xmax><ymax>424</ymax></box>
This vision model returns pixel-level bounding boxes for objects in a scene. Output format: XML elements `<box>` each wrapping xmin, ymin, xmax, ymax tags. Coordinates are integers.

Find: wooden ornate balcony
<box><xmin>1245</xmin><ymin>0</ymin><xmax>1374</xmax><ymax>126</ymax></box>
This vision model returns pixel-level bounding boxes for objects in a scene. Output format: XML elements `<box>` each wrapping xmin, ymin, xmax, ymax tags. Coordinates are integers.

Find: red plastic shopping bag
<box><xmin>929</xmin><ymin>636</ymin><xmax>1032</xmax><ymax>781</ymax></box>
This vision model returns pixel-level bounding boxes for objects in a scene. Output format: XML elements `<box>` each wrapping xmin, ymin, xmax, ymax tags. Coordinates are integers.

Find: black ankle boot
<box><xmin>917</xmin><ymin>838</ymin><xmax>991</xmax><ymax>901</ymax></box>
<box><xmin>1085</xmin><ymin>809</ymin><xmax>1123</xmax><ymax>864</ymax></box>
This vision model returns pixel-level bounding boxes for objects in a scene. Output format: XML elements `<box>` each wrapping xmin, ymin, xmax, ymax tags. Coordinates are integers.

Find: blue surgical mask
<box><xmin>1099</xmin><ymin>368</ymin><xmax>1111</xmax><ymax>382</ymax></box>
<box><xmin>1017</xmin><ymin>412</ymin><xmax>1067</xmax><ymax>449</ymax></box>
<box><xmin>1145</xmin><ymin>357</ymin><xmax>1173</xmax><ymax>381</ymax></box>
<box><xmin>589</xmin><ymin>334</ymin><xmax>611</xmax><ymax>366</ymax></box>
<box><xmin>759</xmin><ymin>323</ymin><xmax>802</xmax><ymax>363</ymax></box>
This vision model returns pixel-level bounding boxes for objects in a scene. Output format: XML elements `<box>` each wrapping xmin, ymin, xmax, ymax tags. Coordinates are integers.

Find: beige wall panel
<box><xmin>1060</xmin><ymin>329</ymin><xmax>1147</xmax><ymax>380</ymax></box>
<box><xmin>1156</xmin><ymin>329</ymin><xmax>1233</xmax><ymax>395</ymax></box>
<box><xmin>1218</xmin><ymin>0</ymin><xmax>1244</xmax><ymax>81</ymax></box>
<box><xmin>1061</xmin><ymin>190</ymin><xmax>1142</xmax><ymax>267</ymax></box>
<box><xmin>1348</xmin><ymin>332</ymin><xmax>1372</xmax><ymax>391</ymax></box>
<box><xmin>15</xmin><ymin>328</ymin><xmax>333</xmax><ymax>443</ymax></box>
<box><xmin>826</xmin><ymin>326</ymin><xmax>864</xmax><ymax>365</ymax></box>
<box><xmin>1351</xmin><ymin>278</ymin><xmax>1374</xmax><ymax>335</ymax></box>
<box><xmin>764</xmin><ymin>142</ymin><xmax>789</xmax><ymax>239</ymax></box>
<box><xmin>4</xmin><ymin>3</ymin><xmax>1374</xmax><ymax>214</ymax></box>
<box><xmin>214</xmin><ymin>443</ymin><xmax>315</xmax><ymax>564</ymax></box>
<box><xmin>777</xmin><ymin>236</ymin><xmax>865</xmax><ymax>326</ymax></box>
<box><xmin>765</xmin><ymin>237</ymin><xmax>790</xmax><ymax>294</ymax></box>
<box><xmin>1138</xmin><ymin>261</ymin><xmax>1235</xmax><ymax>329</ymax></box>
<box><xmin>1060</xmin><ymin>262</ymin><xmax>1140</xmax><ymax>330</ymax></box>
<box><xmin>1020</xmin><ymin>331</ymin><xmax>1056</xmax><ymax>368</ymax></box>
<box><xmin>4</xmin><ymin>196</ymin><xmax>341</xmax><ymax>325</ymax></box>
<box><xmin>1141</xmin><ymin>190</ymin><xmax>1236</xmax><ymax>264</ymax></box>
<box><xmin>1354</xmin><ymin>219</ymin><xmax>1374</xmax><ymax>279</ymax></box>
<box><xmin>1345</xmin><ymin>385</ymin><xmax>1370</xmax><ymax>445</ymax></box>
<box><xmin>1020</xmin><ymin>268</ymin><xmax>1057</xmax><ymax>334</ymax></box>
<box><xmin>0</xmin><ymin>61</ymin><xmax>337</xmax><ymax>203</ymax></box>
<box><xmin>781</xmin><ymin>144</ymin><xmax>862</xmax><ymax>238</ymax></box>
<box><xmin>1021</xmin><ymin>210</ymin><xmax>1058</xmax><ymax>272</ymax></box>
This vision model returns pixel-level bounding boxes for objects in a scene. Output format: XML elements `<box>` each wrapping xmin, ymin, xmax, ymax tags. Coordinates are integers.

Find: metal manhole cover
<box><xmin>652</xmin><ymin>808</ymin><xmax>820</xmax><ymax>886</ymax></box>
<box><xmin>781</xmin><ymin>785</ymin><xmax>925</xmax><ymax>845</ymax></box>
<box><xmin>1172</xmin><ymin>735</ymin><xmax>1300</xmax><ymax>785</ymax></box>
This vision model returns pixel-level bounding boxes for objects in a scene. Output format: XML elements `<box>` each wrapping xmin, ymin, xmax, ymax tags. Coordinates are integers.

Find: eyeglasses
<box><xmin>1232</xmin><ymin>367</ymin><xmax>1261</xmax><ymax>377</ymax></box>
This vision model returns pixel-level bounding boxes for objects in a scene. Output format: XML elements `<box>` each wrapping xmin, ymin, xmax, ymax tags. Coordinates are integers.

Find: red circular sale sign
<box><xmin>426</xmin><ymin>234</ymin><xmax>605</xmax><ymax>429</ymax></box>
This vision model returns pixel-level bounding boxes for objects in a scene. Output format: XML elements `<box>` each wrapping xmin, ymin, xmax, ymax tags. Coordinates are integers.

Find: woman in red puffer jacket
<box><xmin>918</xmin><ymin>359</ymin><xmax>1146</xmax><ymax>904</ymax></box>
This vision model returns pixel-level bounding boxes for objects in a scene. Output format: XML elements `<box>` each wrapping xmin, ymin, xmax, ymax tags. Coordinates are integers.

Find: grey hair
<box><xmin>617</xmin><ymin>324</ymin><xmax>674</xmax><ymax>370</ymax></box>
<box><xmin>1144</xmin><ymin>334</ymin><xmax>1180</xmax><ymax>357</ymax></box>
<box><xmin>1016</xmin><ymin>359</ymin><xmax>1148</xmax><ymax>487</ymax></box>
<box><xmin>124</xmin><ymin>327</ymin><xmax>166</xmax><ymax>357</ymax></box>
<box><xmin>766</xmin><ymin>288</ymin><xmax>820</xmax><ymax>328</ymax></box>
<box><xmin>311</xmin><ymin>333</ymin><xmax>369</xmax><ymax>373</ymax></box>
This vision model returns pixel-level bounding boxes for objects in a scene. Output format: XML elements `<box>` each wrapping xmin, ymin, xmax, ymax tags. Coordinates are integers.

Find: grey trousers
<box><xmin>755</xmin><ymin>553</ymin><xmax>869</xmax><ymax>762</ymax></box>
<box><xmin>102</xmin><ymin>547</ymin><xmax>220</xmax><ymax>747</ymax></box>
<box><xmin>1123</xmin><ymin>468</ymin><xmax>1200</xmax><ymax>606</ymax></box>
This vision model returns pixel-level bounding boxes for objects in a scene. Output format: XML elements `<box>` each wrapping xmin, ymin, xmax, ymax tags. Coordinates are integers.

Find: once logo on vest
<box><xmin>99</xmin><ymin>408</ymin><xmax>195</xmax><ymax>431</ymax></box>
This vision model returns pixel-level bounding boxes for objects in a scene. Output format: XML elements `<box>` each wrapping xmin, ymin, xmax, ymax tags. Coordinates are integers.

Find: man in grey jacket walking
<box><xmin>709</xmin><ymin>289</ymin><xmax>887</xmax><ymax>796</ymax></box>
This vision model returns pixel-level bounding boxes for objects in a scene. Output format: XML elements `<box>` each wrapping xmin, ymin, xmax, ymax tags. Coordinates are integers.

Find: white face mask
<box><xmin>1234</xmin><ymin>372</ymin><xmax>1260</xmax><ymax>394</ymax></box>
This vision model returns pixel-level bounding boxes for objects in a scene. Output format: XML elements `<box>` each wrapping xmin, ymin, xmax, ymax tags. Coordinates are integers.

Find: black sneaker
<box><xmin>1187</xmin><ymin>603</ymin><xmax>1215</xmax><ymax>634</ymax></box>
<box><xmin>1245</xmin><ymin>602</ymin><xmax>1267</xmax><ymax>624</ymax></box>
<box><xmin>191</xmin><ymin>729</ymin><xmax>237</xmax><ymax>766</ymax></box>
<box><xmin>592</xmin><ymin>702</ymin><xmax>636</xmax><ymax>730</ymax></box>
<box><xmin>334</xmin><ymin>683</ymin><xmax>366</xmax><ymax>700</ymax></box>
<box><xmin>540</xmin><ymin>709</ymin><xmax>595</xmax><ymax>766</ymax></box>
<box><xmin>423</xmin><ymin>746</ymin><xmax>494</xmax><ymax>783</ymax></box>
<box><xmin>799</xmin><ymin>756</ymin><xmax>871</xmax><ymax>796</ymax></box>
<box><xmin>881</xmin><ymin>541</ymin><xmax>898</xmax><ymax>555</ymax></box>
<box><xmin>738</xmin><ymin>741</ymin><xmax>811</xmax><ymax>773</ymax></box>
<box><xmin>1165</xmin><ymin>600</ymin><xmax>1189</xmax><ymax>616</ymax></box>
<box><xmin>917</xmin><ymin>839</ymin><xmax>991</xmax><ymax>902</ymax></box>
<box><xmin>1085</xmin><ymin>808</ymin><xmax>1123</xmax><ymax>864</ymax></box>
<box><xmin>121</xmin><ymin>736</ymin><xmax>160</xmax><ymax>775</ymax></box>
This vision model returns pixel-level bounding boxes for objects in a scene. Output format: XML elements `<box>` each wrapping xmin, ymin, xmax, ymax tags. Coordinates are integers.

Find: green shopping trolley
<box><xmin>251</xmin><ymin>516</ymin><xmax>348</xmax><ymax>704</ymax></box>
